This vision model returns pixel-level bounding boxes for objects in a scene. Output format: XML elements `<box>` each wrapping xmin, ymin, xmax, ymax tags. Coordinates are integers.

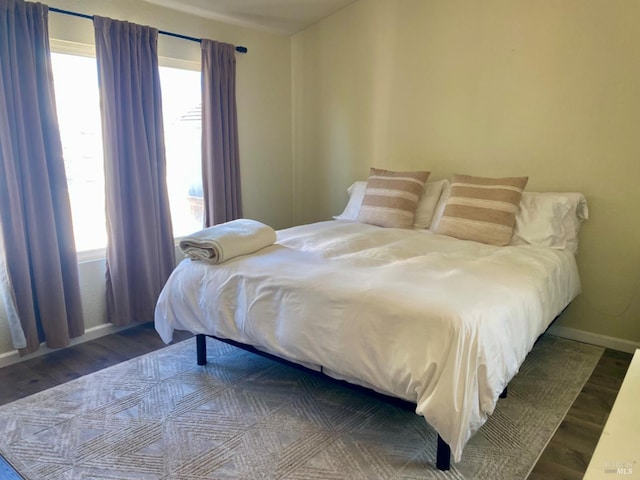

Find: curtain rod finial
<box><xmin>235</xmin><ymin>46</ymin><xmax>248</xmax><ymax>54</ymax></box>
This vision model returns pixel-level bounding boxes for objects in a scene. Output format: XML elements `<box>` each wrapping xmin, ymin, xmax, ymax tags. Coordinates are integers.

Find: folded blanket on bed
<box><xmin>179</xmin><ymin>219</ymin><xmax>277</xmax><ymax>265</ymax></box>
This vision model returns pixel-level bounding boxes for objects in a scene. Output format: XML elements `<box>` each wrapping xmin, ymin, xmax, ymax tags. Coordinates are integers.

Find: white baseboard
<box><xmin>0</xmin><ymin>323</ymin><xmax>134</xmax><ymax>369</ymax></box>
<box><xmin>548</xmin><ymin>325</ymin><xmax>640</xmax><ymax>354</ymax></box>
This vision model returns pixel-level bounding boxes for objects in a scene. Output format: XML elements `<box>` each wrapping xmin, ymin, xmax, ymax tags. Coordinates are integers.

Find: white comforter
<box><xmin>155</xmin><ymin>221</ymin><xmax>581</xmax><ymax>462</ymax></box>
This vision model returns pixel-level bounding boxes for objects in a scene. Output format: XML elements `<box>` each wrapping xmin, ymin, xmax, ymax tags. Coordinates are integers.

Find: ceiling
<box><xmin>140</xmin><ymin>0</ymin><xmax>360</xmax><ymax>36</ymax></box>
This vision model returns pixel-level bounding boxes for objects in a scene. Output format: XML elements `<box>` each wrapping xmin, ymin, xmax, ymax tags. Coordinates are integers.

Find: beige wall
<box><xmin>292</xmin><ymin>0</ymin><xmax>640</xmax><ymax>343</ymax></box>
<box><xmin>0</xmin><ymin>0</ymin><xmax>292</xmax><ymax>359</ymax></box>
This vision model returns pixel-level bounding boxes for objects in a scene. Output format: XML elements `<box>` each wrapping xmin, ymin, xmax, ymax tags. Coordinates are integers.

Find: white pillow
<box><xmin>333</xmin><ymin>181</ymin><xmax>367</xmax><ymax>221</ymax></box>
<box><xmin>511</xmin><ymin>192</ymin><xmax>589</xmax><ymax>253</ymax></box>
<box><xmin>511</xmin><ymin>194</ymin><xmax>571</xmax><ymax>249</ymax></box>
<box><xmin>429</xmin><ymin>179</ymin><xmax>450</xmax><ymax>231</ymax></box>
<box><xmin>413</xmin><ymin>179</ymin><xmax>447</xmax><ymax>229</ymax></box>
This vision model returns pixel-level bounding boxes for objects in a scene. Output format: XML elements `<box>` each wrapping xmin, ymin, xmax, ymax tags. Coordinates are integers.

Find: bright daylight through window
<box><xmin>160</xmin><ymin>66</ymin><xmax>204</xmax><ymax>238</ymax></box>
<box><xmin>51</xmin><ymin>53</ymin><xmax>203</xmax><ymax>254</ymax></box>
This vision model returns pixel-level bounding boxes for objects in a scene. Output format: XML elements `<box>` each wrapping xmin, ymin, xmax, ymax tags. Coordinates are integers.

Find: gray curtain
<box><xmin>0</xmin><ymin>0</ymin><xmax>84</xmax><ymax>354</ymax></box>
<box><xmin>201</xmin><ymin>39</ymin><xmax>242</xmax><ymax>226</ymax></box>
<box><xmin>94</xmin><ymin>16</ymin><xmax>175</xmax><ymax>326</ymax></box>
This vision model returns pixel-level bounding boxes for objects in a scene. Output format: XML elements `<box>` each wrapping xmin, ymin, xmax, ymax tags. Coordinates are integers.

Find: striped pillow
<box><xmin>436</xmin><ymin>174</ymin><xmax>528</xmax><ymax>246</ymax></box>
<box><xmin>357</xmin><ymin>168</ymin><xmax>430</xmax><ymax>228</ymax></box>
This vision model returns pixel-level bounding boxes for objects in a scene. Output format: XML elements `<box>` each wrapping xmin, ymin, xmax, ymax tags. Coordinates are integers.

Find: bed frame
<box><xmin>195</xmin><ymin>333</ymin><xmax>508</xmax><ymax>472</ymax></box>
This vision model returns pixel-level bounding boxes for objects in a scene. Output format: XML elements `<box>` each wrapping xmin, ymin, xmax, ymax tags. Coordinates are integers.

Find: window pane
<box><xmin>51</xmin><ymin>53</ymin><xmax>107</xmax><ymax>252</ymax></box>
<box><xmin>160</xmin><ymin>67</ymin><xmax>203</xmax><ymax>237</ymax></box>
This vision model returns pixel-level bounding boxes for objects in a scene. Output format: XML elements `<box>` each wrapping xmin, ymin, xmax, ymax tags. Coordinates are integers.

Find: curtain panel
<box><xmin>93</xmin><ymin>16</ymin><xmax>175</xmax><ymax>326</ymax></box>
<box><xmin>201</xmin><ymin>39</ymin><xmax>242</xmax><ymax>226</ymax></box>
<box><xmin>0</xmin><ymin>0</ymin><xmax>85</xmax><ymax>354</ymax></box>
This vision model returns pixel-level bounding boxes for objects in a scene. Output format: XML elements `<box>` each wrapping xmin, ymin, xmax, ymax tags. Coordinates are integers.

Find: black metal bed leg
<box><xmin>196</xmin><ymin>334</ymin><xmax>207</xmax><ymax>366</ymax></box>
<box><xmin>436</xmin><ymin>434</ymin><xmax>451</xmax><ymax>471</ymax></box>
<box><xmin>500</xmin><ymin>385</ymin><xmax>508</xmax><ymax>398</ymax></box>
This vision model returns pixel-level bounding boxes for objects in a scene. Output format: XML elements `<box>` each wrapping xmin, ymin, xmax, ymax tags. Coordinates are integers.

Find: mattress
<box><xmin>155</xmin><ymin>220</ymin><xmax>581</xmax><ymax>461</ymax></box>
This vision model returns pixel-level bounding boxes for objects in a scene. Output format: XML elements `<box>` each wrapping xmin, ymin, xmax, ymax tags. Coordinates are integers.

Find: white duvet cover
<box><xmin>155</xmin><ymin>220</ymin><xmax>581</xmax><ymax>462</ymax></box>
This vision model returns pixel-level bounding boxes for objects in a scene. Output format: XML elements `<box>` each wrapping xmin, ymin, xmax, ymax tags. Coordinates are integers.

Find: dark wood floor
<box><xmin>0</xmin><ymin>323</ymin><xmax>632</xmax><ymax>479</ymax></box>
<box><xmin>529</xmin><ymin>347</ymin><xmax>632</xmax><ymax>479</ymax></box>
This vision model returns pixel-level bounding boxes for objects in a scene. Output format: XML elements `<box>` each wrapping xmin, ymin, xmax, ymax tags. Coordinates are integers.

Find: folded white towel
<box><xmin>179</xmin><ymin>219</ymin><xmax>277</xmax><ymax>265</ymax></box>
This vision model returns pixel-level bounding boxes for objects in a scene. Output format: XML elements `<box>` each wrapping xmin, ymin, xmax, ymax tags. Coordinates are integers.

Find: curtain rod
<box><xmin>48</xmin><ymin>7</ymin><xmax>248</xmax><ymax>54</ymax></box>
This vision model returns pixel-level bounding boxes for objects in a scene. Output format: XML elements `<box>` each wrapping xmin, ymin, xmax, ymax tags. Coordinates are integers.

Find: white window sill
<box><xmin>77</xmin><ymin>247</ymin><xmax>107</xmax><ymax>263</ymax></box>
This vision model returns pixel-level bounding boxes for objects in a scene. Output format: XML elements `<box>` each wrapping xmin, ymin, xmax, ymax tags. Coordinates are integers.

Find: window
<box><xmin>51</xmin><ymin>52</ymin><xmax>203</xmax><ymax>256</ymax></box>
<box><xmin>160</xmin><ymin>67</ymin><xmax>203</xmax><ymax>237</ymax></box>
<box><xmin>51</xmin><ymin>52</ymin><xmax>106</xmax><ymax>253</ymax></box>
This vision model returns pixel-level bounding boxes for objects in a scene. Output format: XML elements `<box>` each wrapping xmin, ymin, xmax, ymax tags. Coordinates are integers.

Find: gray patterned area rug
<box><xmin>0</xmin><ymin>334</ymin><xmax>602</xmax><ymax>480</ymax></box>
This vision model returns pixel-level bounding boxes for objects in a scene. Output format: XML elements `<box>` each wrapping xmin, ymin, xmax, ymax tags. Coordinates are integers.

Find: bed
<box><xmin>154</xmin><ymin>174</ymin><xmax>588</xmax><ymax>470</ymax></box>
